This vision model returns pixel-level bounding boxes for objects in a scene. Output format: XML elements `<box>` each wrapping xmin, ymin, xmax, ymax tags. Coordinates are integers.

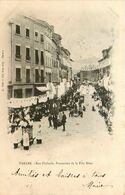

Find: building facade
<box><xmin>80</xmin><ymin>46</ymin><xmax>112</xmax><ymax>83</ymax></box>
<box><xmin>7</xmin><ymin>15</ymin><xmax>72</xmax><ymax>98</ymax></box>
<box><xmin>60</xmin><ymin>47</ymin><xmax>72</xmax><ymax>82</ymax></box>
<box><xmin>52</xmin><ymin>33</ymin><xmax>62</xmax><ymax>84</ymax></box>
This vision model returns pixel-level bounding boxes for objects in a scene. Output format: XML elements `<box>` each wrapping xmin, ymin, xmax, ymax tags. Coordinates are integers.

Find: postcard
<box><xmin>0</xmin><ymin>1</ymin><xmax>124</xmax><ymax>195</ymax></box>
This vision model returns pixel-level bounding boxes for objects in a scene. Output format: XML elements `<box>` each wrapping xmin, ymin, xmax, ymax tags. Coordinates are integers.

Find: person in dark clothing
<box><xmin>62</xmin><ymin>112</ymin><xmax>67</xmax><ymax>131</ymax></box>
<box><xmin>53</xmin><ymin>114</ymin><xmax>58</xmax><ymax>129</ymax></box>
<box><xmin>34</xmin><ymin>111</ymin><xmax>41</xmax><ymax>122</ymax></box>
<box><xmin>48</xmin><ymin>113</ymin><xmax>52</xmax><ymax>127</ymax></box>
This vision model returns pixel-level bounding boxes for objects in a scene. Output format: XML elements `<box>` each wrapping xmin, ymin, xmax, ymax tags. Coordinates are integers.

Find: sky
<box><xmin>0</xmin><ymin>1</ymin><xmax>121</xmax><ymax>69</ymax></box>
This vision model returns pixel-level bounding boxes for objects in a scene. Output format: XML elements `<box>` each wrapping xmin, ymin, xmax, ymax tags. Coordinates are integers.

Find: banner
<box><xmin>7</xmin><ymin>94</ymin><xmax>47</xmax><ymax>108</ymax></box>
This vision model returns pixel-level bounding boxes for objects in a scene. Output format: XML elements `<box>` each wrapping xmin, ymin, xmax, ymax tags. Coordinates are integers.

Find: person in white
<box><xmin>36</xmin><ymin>124</ymin><xmax>42</xmax><ymax>144</ymax></box>
<box><xmin>23</xmin><ymin>129</ymin><xmax>29</xmax><ymax>150</ymax></box>
<box><xmin>17</xmin><ymin>124</ymin><xmax>22</xmax><ymax>145</ymax></box>
<box><xmin>25</xmin><ymin>113</ymin><xmax>30</xmax><ymax>123</ymax></box>
<box><xmin>13</xmin><ymin>126</ymin><xmax>19</xmax><ymax>149</ymax></box>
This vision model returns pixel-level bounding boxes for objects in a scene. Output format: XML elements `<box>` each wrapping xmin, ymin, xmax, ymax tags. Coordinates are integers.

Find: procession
<box><xmin>0</xmin><ymin>3</ymin><xmax>122</xmax><ymax>195</ymax></box>
<box><xmin>3</xmin><ymin>14</ymin><xmax>114</xmax><ymax>152</ymax></box>
<box><xmin>8</xmin><ymin>78</ymin><xmax>113</xmax><ymax>151</ymax></box>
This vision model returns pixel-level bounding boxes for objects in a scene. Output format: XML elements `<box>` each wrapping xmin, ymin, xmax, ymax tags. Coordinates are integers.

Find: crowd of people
<box><xmin>8</xmin><ymin>83</ymin><xmax>80</xmax><ymax>150</ymax></box>
<box><xmin>8</xmin><ymin>100</ymin><xmax>69</xmax><ymax>150</ymax></box>
<box><xmin>94</xmin><ymin>84</ymin><xmax>114</xmax><ymax>133</ymax></box>
<box><xmin>8</xmin><ymin>81</ymin><xmax>114</xmax><ymax>150</ymax></box>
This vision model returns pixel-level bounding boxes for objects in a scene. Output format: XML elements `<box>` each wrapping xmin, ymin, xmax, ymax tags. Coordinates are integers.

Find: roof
<box><xmin>23</xmin><ymin>15</ymin><xmax>54</xmax><ymax>31</ymax></box>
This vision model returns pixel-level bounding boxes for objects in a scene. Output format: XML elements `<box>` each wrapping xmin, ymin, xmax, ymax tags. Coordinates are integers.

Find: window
<box><xmin>14</xmin><ymin>89</ymin><xmax>22</xmax><ymax>98</ymax></box>
<box><xmin>40</xmin><ymin>51</ymin><xmax>44</xmax><ymax>65</ymax></box>
<box><xmin>26</xmin><ymin>69</ymin><xmax>30</xmax><ymax>83</ymax></box>
<box><xmin>35</xmin><ymin>69</ymin><xmax>39</xmax><ymax>83</ymax></box>
<box><xmin>41</xmin><ymin>70</ymin><xmax>44</xmax><ymax>82</ymax></box>
<box><xmin>25</xmin><ymin>89</ymin><xmax>32</xmax><ymax>98</ymax></box>
<box><xmin>16</xmin><ymin>68</ymin><xmax>21</xmax><ymax>82</ymax></box>
<box><xmin>16</xmin><ymin>45</ymin><xmax>21</xmax><ymax>58</ymax></box>
<box><xmin>40</xmin><ymin>34</ymin><xmax>44</xmax><ymax>42</ymax></box>
<box><xmin>26</xmin><ymin>28</ymin><xmax>30</xmax><ymax>37</ymax></box>
<box><xmin>26</xmin><ymin>47</ymin><xmax>31</xmax><ymax>61</ymax></box>
<box><xmin>49</xmin><ymin>73</ymin><xmax>51</xmax><ymax>82</ymax></box>
<box><xmin>16</xmin><ymin>25</ymin><xmax>20</xmax><ymax>34</ymax></box>
<box><xmin>35</xmin><ymin>31</ymin><xmax>39</xmax><ymax>41</ymax></box>
<box><xmin>35</xmin><ymin>32</ymin><xmax>38</xmax><ymax>37</ymax></box>
<box><xmin>35</xmin><ymin>49</ymin><xmax>39</xmax><ymax>64</ymax></box>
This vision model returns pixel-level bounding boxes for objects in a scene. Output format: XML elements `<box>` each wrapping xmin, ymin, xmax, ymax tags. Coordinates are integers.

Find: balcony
<box><xmin>26</xmin><ymin>35</ymin><xmax>30</xmax><ymax>39</ymax></box>
<box><xmin>15</xmin><ymin>33</ymin><xmax>21</xmax><ymax>37</ymax></box>
<box><xmin>26</xmin><ymin>56</ymin><xmax>31</xmax><ymax>63</ymax></box>
<box><xmin>15</xmin><ymin>54</ymin><xmax>21</xmax><ymax>61</ymax></box>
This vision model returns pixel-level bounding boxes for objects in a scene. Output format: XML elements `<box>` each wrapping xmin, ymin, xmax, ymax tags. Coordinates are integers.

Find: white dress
<box><xmin>23</xmin><ymin>132</ymin><xmax>29</xmax><ymax>147</ymax></box>
<box><xmin>33</xmin><ymin>121</ymin><xmax>40</xmax><ymax>138</ymax></box>
<box><xmin>36</xmin><ymin>130</ymin><xmax>42</xmax><ymax>140</ymax></box>
<box><xmin>18</xmin><ymin>126</ymin><xmax>22</xmax><ymax>143</ymax></box>
<box><xmin>13</xmin><ymin>130</ymin><xmax>19</xmax><ymax>144</ymax></box>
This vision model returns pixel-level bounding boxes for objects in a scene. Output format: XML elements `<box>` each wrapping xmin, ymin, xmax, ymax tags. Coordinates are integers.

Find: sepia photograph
<box><xmin>0</xmin><ymin>1</ymin><xmax>124</xmax><ymax>195</ymax></box>
<box><xmin>6</xmin><ymin>5</ymin><xmax>116</xmax><ymax>153</ymax></box>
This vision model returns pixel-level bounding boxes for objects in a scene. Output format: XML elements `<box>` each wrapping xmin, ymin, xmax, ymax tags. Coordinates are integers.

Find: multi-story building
<box><xmin>80</xmin><ymin>46</ymin><xmax>112</xmax><ymax>83</ymax></box>
<box><xmin>8</xmin><ymin>15</ymin><xmax>49</xmax><ymax>98</ymax></box>
<box><xmin>60</xmin><ymin>47</ymin><xmax>72</xmax><ymax>82</ymax></box>
<box><xmin>51</xmin><ymin>39</ymin><xmax>60</xmax><ymax>84</ymax></box>
<box><xmin>52</xmin><ymin>33</ymin><xmax>73</xmax><ymax>84</ymax></box>
<box><xmin>52</xmin><ymin>33</ymin><xmax>62</xmax><ymax>84</ymax></box>
<box><xmin>98</xmin><ymin>46</ymin><xmax>112</xmax><ymax>78</ymax></box>
<box><xmin>6</xmin><ymin>15</ymin><xmax>72</xmax><ymax>99</ymax></box>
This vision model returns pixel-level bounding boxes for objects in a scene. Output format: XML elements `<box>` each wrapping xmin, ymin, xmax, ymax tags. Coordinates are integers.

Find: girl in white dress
<box><xmin>13</xmin><ymin>126</ymin><xmax>20</xmax><ymax>149</ymax></box>
<box><xmin>23</xmin><ymin>129</ymin><xmax>29</xmax><ymax>150</ymax></box>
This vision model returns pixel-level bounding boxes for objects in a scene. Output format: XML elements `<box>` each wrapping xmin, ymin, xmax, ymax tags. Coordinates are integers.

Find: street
<box><xmin>1</xmin><ymin>7</ymin><xmax>122</xmax><ymax>195</ymax></box>
<box><xmin>8</xmin><ymin>95</ymin><xmax>113</xmax><ymax>161</ymax></box>
<box><xmin>5</xmin><ymin>94</ymin><xmax>117</xmax><ymax>195</ymax></box>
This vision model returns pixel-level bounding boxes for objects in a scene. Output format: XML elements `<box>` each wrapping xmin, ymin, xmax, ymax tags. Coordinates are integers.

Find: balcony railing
<box><xmin>26</xmin><ymin>56</ymin><xmax>31</xmax><ymax>62</ymax></box>
<box><xmin>15</xmin><ymin>54</ymin><xmax>21</xmax><ymax>61</ymax></box>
